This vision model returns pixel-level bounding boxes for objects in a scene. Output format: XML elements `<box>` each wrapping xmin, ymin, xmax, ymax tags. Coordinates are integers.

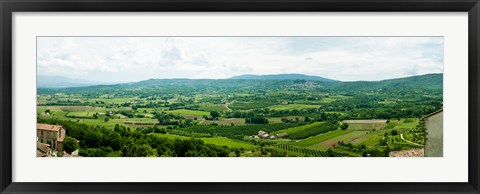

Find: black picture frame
<box><xmin>1</xmin><ymin>0</ymin><xmax>479</xmax><ymax>193</ymax></box>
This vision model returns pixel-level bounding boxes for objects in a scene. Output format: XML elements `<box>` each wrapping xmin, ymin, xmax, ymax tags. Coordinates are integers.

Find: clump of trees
<box><xmin>210</xmin><ymin>111</ymin><xmax>220</xmax><ymax>119</ymax></box>
<box><xmin>154</xmin><ymin>112</ymin><xmax>186</xmax><ymax>126</ymax></box>
<box><xmin>38</xmin><ymin>118</ymin><xmax>233</xmax><ymax>157</ymax></box>
<box><xmin>63</xmin><ymin>136</ymin><xmax>80</xmax><ymax>154</ymax></box>
<box><xmin>410</xmin><ymin>121</ymin><xmax>426</xmax><ymax>145</ymax></box>
<box><xmin>245</xmin><ymin>115</ymin><xmax>269</xmax><ymax>124</ymax></box>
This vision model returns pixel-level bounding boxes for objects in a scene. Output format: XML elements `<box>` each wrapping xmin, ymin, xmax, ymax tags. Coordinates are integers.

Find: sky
<box><xmin>37</xmin><ymin>37</ymin><xmax>443</xmax><ymax>82</ymax></box>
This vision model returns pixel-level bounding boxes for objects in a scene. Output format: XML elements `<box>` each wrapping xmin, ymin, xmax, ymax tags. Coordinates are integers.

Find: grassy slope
<box><xmin>285</xmin><ymin>122</ymin><xmax>338</xmax><ymax>139</ymax></box>
<box><xmin>289</xmin><ymin>129</ymin><xmax>352</xmax><ymax>147</ymax></box>
<box><xmin>267</xmin><ymin>104</ymin><xmax>319</xmax><ymax>110</ymax></box>
<box><xmin>167</xmin><ymin>109</ymin><xmax>211</xmax><ymax>116</ymax></box>
<box><xmin>308</xmin><ymin>131</ymin><xmax>368</xmax><ymax>150</ymax></box>
<box><xmin>289</xmin><ymin>119</ymin><xmax>419</xmax><ymax>150</ymax></box>
<box><xmin>199</xmin><ymin>106</ymin><xmax>228</xmax><ymax>112</ymax></box>
<box><xmin>272</xmin><ymin>122</ymin><xmax>324</xmax><ymax>135</ymax></box>
<box><xmin>152</xmin><ymin>133</ymin><xmax>258</xmax><ymax>150</ymax></box>
<box><xmin>200</xmin><ymin>137</ymin><xmax>258</xmax><ymax>150</ymax></box>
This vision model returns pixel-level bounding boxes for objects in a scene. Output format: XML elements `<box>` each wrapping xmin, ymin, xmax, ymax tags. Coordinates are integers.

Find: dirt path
<box><xmin>223</xmin><ymin>100</ymin><xmax>233</xmax><ymax>112</ymax></box>
<box><xmin>224</xmin><ymin>105</ymin><xmax>232</xmax><ymax>112</ymax></box>
<box><xmin>400</xmin><ymin>133</ymin><xmax>423</xmax><ymax>147</ymax></box>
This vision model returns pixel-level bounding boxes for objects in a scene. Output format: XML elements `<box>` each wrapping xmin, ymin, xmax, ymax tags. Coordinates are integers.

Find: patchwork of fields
<box><xmin>37</xmin><ymin>103</ymin><xmax>424</xmax><ymax>157</ymax></box>
<box><xmin>288</xmin><ymin>118</ymin><xmax>420</xmax><ymax>151</ymax></box>
<box><xmin>36</xmin><ymin>76</ymin><xmax>440</xmax><ymax>157</ymax></box>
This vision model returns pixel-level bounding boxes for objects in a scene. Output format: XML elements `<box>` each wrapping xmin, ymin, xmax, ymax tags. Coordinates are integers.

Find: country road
<box><xmin>223</xmin><ymin>100</ymin><xmax>233</xmax><ymax>112</ymax></box>
<box><xmin>400</xmin><ymin>133</ymin><xmax>423</xmax><ymax>147</ymax></box>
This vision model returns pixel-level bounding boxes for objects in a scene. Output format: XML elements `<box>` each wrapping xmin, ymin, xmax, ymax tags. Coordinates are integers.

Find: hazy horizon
<box><xmin>38</xmin><ymin>72</ymin><xmax>443</xmax><ymax>86</ymax></box>
<box><xmin>37</xmin><ymin>37</ymin><xmax>443</xmax><ymax>82</ymax></box>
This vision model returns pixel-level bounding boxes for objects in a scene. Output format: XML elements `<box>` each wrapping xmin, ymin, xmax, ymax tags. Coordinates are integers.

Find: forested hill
<box><xmin>333</xmin><ymin>73</ymin><xmax>443</xmax><ymax>91</ymax></box>
<box><xmin>37</xmin><ymin>73</ymin><xmax>443</xmax><ymax>95</ymax></box>
<box><xmin>229</xmin><ymin>74</ymin><xmax>338</xmax><ymax>82</ymax></box>
<box><xmin>381</xmin><ymin>73</ymin><xmax>443</xmax><ymax>88</ymax></box>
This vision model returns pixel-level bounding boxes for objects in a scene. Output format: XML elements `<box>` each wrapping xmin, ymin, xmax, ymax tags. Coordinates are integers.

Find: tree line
<box><xmin>38</xmin><ymin>117</ymin><xmax>233</xmax><ymax>157</ymax></box>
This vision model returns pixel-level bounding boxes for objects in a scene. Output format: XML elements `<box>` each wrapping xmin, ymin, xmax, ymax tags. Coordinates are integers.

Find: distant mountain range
<box><xmin>38</xmin><ymin>73</ymin><xmax>443</xmax><ymax>96</ymax></box>
<box><xmin>37</xmin><ymin>73</ymin><xmax>443</xmax><ymax>91</ymax></box>
<box><xmin>38</xmin><ymin>73</ymin><xmax>337</xmax><ymax>88</ymax></box>
<box><xmin>229</xmin><ymin>74</ymin><xmax>338</xmax><ymax>82</ymax></box>
<box><xmin>37</xmin><ymin>75</ymin><xmax>112</xmax><ymax>88</ymax></box>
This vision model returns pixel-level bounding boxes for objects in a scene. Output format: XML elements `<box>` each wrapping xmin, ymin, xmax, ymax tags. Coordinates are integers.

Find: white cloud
<box><xmin>37</xmin><ymin>37</ymin><xmax>443</xmax><ymax>82</ymax></box>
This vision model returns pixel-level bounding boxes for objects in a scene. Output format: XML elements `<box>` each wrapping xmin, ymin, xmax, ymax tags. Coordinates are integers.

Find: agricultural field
<box><xmin>319</xmin><ymin>95</ymin><xmax>352</xmax><ymax>103</ymax></box>
<box><xmin>200</xmin><ymin>137</ymin><xmax>259</xmax><ymax>150</ymax></box>
<box><xmin>269</xmin><ymin>116</ymin><xmax>305</xmax><ymax>123</ymax></box>
<box><xmin>343</xmin><ymin>119</ymin><xmax>387</xmax><ymax>130</ymax></box>
<box><xmin>151</xmin><ymin>133</ymin><xmax>257</xmax><ymax>149</ymax></box>
<box><xmin>37</xmin><ymin>74</ymin><xmax>441</xmax><ymax>157</ymax></box>
<box><xmin>198</xmin><ymin>105</ymin><xmax>228</xmax><ymax>112</ymax></box>
<box><xmin>308</xmin><ymin>131</ymin><xmax>368</xmax><ymax>150</ymax></box>
<box><xmin>202</xmin><ymin>118</ymin><xmax>246</xmax><ymax>126</ymax></box>
<box><xmin>272</xmin><ymin>122</ymin><xmax>325</xmax><ymax>135</ymax></box>
<box><xmin>267</xmin><ymin>104</ymin><xmax>319</xmax><ymax>110</ymax></box>
<box><xmin>166</xmin><ymin>109</ymin><xmax>211</xmax><ymax>116</ymax></box>
<box><xmin>228</xmin><ymin>101</ymin><xmax>277</xmax><ymax>110</ymax></box>
<box><xmin>289</xmin><ymin>129</ymin><xmax>353</xmax><ymax>147</ymax></box>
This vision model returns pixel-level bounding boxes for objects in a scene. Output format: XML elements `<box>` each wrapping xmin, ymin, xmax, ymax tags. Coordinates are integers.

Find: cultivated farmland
<box><xmin>343</xmin><ymin>119</ymin><xmax>387</xmax><ymax>130</ymax></box>
<box><xmin>37</xmin><ymin>74</ymin><xmax>441</xmax><ymax>157</ymax></box>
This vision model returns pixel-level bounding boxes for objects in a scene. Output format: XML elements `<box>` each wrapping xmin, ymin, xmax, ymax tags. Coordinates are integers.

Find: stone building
<box><xmin>36</xmin><ymin>141</ymin><xmax>52</xmax><ymax>157</ymax></box>
<box><xmin>37</xmin><ymin>123</ymin><xmax>66</xmax><ymax>152</ymax></box>
<box><xmin>423</xmin><ymin>109</ymin><xmax>443</xmax><ymax>157</ymax></box>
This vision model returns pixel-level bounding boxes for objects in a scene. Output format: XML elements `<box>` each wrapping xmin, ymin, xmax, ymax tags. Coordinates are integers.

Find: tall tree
<box><xmin>63</xmin><ymin>136</ymin><xmax>80</xmax><ymax>154</ymax></box>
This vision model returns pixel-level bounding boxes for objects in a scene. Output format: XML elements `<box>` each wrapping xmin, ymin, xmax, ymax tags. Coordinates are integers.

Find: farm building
<box><xmin>423</xmin><ymin>109</ymin><xmax>443</xmax><ymax>157</ymax></box>
<box><xmin>258</xmin><ymin>130</ymin><xmax>269</xmax><ymax>138</ymax></box>
<box><xmin>37</xmin><ymin>123</ymin><xmax>66</xmax><ymax>152</ymax></box>
<box><xmin>258</xmin><ymin>130</ymin><xmax>278</xmax><ymax>139</ymax></box>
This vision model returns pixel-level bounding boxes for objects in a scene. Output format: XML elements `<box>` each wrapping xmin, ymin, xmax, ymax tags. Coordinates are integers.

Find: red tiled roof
<box><xmin>36</xmin><ymin>142</ymin><xmax>50</xmax><ymax>153</ymax></box>
<box><xmin>37</xmin><ymin>152</ymin><xmax>47</xmax><ymax>157</ymax></box>
<box><xmin>37</xmin><ymin>123</ymin><xmax>62</xmax><ymax>132</ymax></box>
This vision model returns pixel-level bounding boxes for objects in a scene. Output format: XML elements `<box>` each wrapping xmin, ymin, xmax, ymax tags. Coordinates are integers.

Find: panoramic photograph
<box><xmin>36</xmin><ymin>37</ymin><xmax>443</xmax><ymax>157</ymax></box>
